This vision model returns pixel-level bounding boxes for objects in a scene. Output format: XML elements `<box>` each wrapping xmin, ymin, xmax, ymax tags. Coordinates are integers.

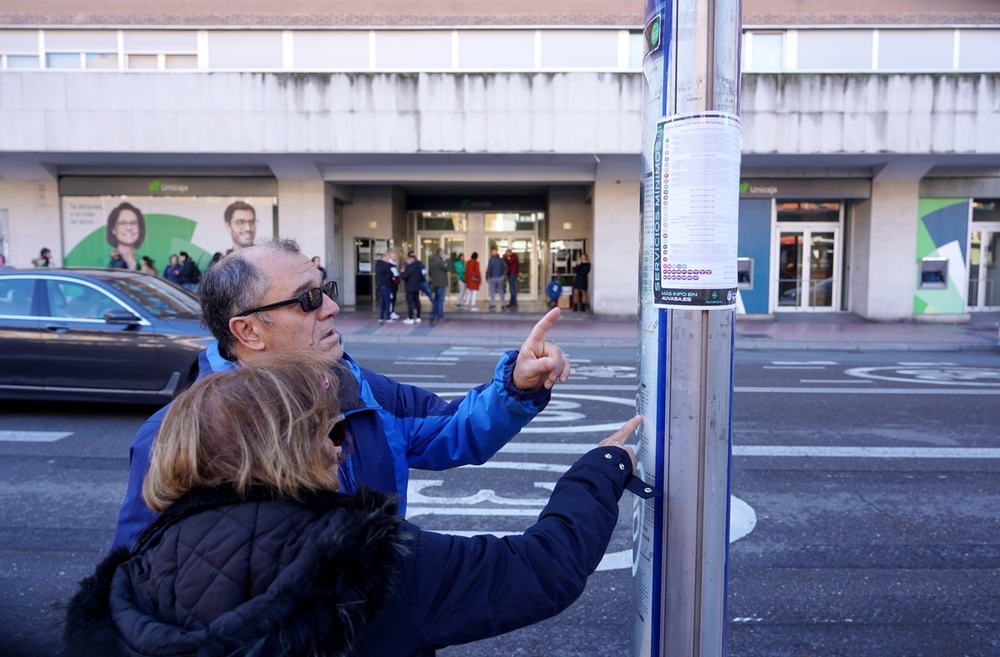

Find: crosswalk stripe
<box><xmin>0</xmin><ymin>431</ymin><xmax>72</xmax><ymax>443</ymax></box>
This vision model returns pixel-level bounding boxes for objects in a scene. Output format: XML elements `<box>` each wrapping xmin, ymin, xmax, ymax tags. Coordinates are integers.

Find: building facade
<box><xmin>0</xmin><ymin>0</ymin><xmax>998</xmax><ymax>319</ymax></box>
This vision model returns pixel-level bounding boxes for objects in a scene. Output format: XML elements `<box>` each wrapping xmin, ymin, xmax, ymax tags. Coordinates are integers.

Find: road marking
<box><xmin>897</xmin><ymin>361</ymin><xmax>956</xmax><ymax>366</ymax></box>
<box><xmin>735</xmin><ymin>446</ymin><xmax>1000</xmax><ymax>458</ymax></box>
<box><xmin>498</xmin><ymin>444</ymin><xmax>1000</xmax><ymax>459</ymax></box>
<box><xmin>420</xmin><ymin>382</ymin><xmax>1000</xmax><ymax>395</ymax></box>
<box><xmin>798</xmin><ymin>379</ymin><xmax>872</xmax><ymax>384</ymax></box>
<box><xmin>405</xmin><ymin>382</ymin><xmax>637</xmax><ymax>391</ymax></box>
<box><xmin>385</xmin><ymin>373</ymin><xmax>447</xmax><ymax>378</ymax></box>
<box><xmin>0</xmin><ymin>431</ymin><xmax>72</xmax><ymax>443</ymax></box>
<box><xmin>763</xmin><ymin>366</ymin><xmax>827</xmax><ymax>370</ymax></box>
<box><xmin>736</xmin><ymin>386</ymin><xmax>1000</xmax><ymax>394</ymax></box>
<box><xmin>845</xmin><ymin>366</ymin><xmax>1000</xmax><ymax>387</ymax></box>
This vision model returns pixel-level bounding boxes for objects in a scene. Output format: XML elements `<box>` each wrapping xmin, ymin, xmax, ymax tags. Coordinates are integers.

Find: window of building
<box><xmin>958</xmin><ymin>30</ymin><xmax>1000</xmax><ymax>71</ymax></box>
<box><xmin>973</xmin><ymin>200</ymin><xmax>1000</xmax><ymax>222</ymax></box>
<box><xmin>747</xmin><ymin>31</ymin><xmax>784</xmax><ymax>71</ymax></box>
<box><xmin>414</xmin><ymin>212</ymin><xmax>467</xmax><ymax>231</ymax></box>
<box><xmin>1</xmin><ymin>29</ymin><xmax>40</xmax><ymax>69</ymax></box>
<box><xmin>127</xmin><ymin>54</ymin><xmax>158</xmax><ymax>69</ymax></box>
<box><xmin>540</xmin><ymin>30</ymin><xmax>618</xmax><ymax>69</ymax></box>
<box><xmin>776</xmin><ymin>202</ymin><xmax>841</xmax><ymax>223</ymax></box>
<box><xmin>375</xmin><ymin>31</ymin><xmax>451</xmax><ymax>69</ymax></box>
<box><xmin>797</xmin><ymin>30</ymin><xmax>873</xmax><ymax>71</ymax></box>
<box><xmin>456</xmin><ymin>30</ymin><xmax>534</xmax><ymax>70</ymax></box>
<box><xmin>485</xmin><ymin>212</ymin><xmax>542</xmax><ymax>232</ymax></box>
<box><xmin>4</xmin><ymin>54</ymin><xmax>39</xmax><ymax>68</ymax></box>
<box><xmin>46</xmin><ymin>52</ymin><xmax>82</xmax><ymax>68</ymax></box>
<box><xmin>85</xmin><ymin>53</ymin><xmax>118</xmax><ymax>69</ymax></box>
<box><xmin>45</xmin><ymin>29</ymin><xmax>118</xmax><ymax>70</ymax></box>
<box><xmin>164</xmin><ymin>54</ymin><xmax>197</xmax><ymax>69</ymax></box>
<box><xmin>208</xmin><ymin>31</ymin><xmax>283</xmax><ymax>69</ymax></box>
<box><xmin>293</xmin><ymin>31</ymin><xmax>369</xmax><ymax>70</ymax></box>
<box><xmin>877</xmin><ymin>29</ymin><xmax>952</xmax><ymax>71</ymax></box>
<box><xmin>124</xmin><ymin>31</ymin><xmax>199</xmax><ymax>70</ymax></box>
<box><xmin>628</xmin><ymin>31</ymin><xmax>644</xmax><ymax>69</ymax></box>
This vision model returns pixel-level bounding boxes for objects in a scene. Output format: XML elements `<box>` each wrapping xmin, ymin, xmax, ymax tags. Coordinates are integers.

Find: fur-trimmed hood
<box><xmin>64</xmin><ymin>485</ymin><xmax>405</xmax><ymax>657</ymax></box>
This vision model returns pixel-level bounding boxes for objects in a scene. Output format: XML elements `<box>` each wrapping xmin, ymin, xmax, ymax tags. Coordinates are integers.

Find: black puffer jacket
<box><xmin>65</xmin><ymin>447</ymin><xmax>638</xmax><ymax>656</ymax></box>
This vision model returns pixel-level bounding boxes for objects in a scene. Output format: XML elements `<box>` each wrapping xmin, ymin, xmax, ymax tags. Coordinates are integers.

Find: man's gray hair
<box><xmin>199</xmin><ymin>237</ymin><xmax>301</xmax><ymax>361</ymax></box>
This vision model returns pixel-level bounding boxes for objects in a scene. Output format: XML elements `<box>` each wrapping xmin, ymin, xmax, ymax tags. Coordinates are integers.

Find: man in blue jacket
<box><xmin>111</xmin><ymin>237</ymin><xmax>571</xmax><ymax>551</ymax></box>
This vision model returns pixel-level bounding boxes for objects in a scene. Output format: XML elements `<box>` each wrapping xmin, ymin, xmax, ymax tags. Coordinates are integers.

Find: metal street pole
<box><xmin>634</xmin><ymin>1</ymin><xmax>742</xmax><ymax>656</ymax></box>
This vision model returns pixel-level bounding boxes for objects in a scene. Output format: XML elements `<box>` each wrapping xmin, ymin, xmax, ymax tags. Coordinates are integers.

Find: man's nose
<box><xmin>319</xmin><ymin>294</ymin><xmax>340</xmax><ymax>317</ymax></box>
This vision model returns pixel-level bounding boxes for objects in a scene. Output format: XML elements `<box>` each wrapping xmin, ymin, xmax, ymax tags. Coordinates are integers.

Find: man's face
<box><xmin>226</xmin><ymin>209</ymin><xmax>257</xmax><ymax>248</ymax></box>
<box><xmin>242</xmin><ymin>250</ymin><xmax>342</xmax><ymax>363</ymax></box>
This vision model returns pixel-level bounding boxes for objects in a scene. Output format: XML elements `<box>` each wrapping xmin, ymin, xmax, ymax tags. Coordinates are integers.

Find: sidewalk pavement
<box><xmin>336</xmin><ymin>301</ymin><xmax>1000</xmax><ymax>352</ymax></box>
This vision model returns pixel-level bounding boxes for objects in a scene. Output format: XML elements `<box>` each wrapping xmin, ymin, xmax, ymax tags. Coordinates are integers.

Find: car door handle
<box><xmin>44</xmin><ymin>324</ymin><xmax>70</xmax><ymax>333</ymax></box>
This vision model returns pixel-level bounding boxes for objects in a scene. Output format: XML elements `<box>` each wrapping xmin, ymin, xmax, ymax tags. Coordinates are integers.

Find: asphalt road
<box><xmin>1</xmin><ymin>345</ymin><xmax>999</xmax><ymax>656</ymax></box>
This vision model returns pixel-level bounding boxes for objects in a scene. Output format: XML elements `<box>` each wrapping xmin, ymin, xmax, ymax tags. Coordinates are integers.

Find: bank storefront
<box><xmin>737</xmin><ymin>178</ymin><xmax>870</xmax><ymax>315</ymax></box>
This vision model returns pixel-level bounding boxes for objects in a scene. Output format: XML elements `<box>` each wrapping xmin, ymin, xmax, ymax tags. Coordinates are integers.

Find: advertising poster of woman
<box><xmin>61</xmin><ymin>196</ymin><xmax>275</xmax><ymax>273</ymax></box>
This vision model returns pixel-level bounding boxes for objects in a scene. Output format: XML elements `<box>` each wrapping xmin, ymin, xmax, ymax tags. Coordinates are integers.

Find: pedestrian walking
<box><xmin>428</xmin><ymin>248</ymin><xmax>450</xmax><ymax>321</ymax></box>
<box><xmin>486</xmin><ymin>248</ymin><xmax>507</xmax><ymax>311</ymax></box>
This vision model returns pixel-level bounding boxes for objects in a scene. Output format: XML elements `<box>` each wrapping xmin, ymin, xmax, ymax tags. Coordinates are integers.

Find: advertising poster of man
<box><xmin>61</xmin><ymin>196</ymin><xmax>275</xmax><ymax>273</ymax></box>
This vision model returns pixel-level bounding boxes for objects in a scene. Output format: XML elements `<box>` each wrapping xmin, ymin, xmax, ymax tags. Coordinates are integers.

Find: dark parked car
<box><xmin>0</xmin><ymin>268</ymin><xmax>214</xmax><ymax>404</ymax></box>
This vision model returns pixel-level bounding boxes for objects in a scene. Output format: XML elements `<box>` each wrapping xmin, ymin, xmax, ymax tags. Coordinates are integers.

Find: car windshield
<box><xmin>101</xmin><ymin>276</ymin><xmax>202</xmax><ymax>319</ymax></box>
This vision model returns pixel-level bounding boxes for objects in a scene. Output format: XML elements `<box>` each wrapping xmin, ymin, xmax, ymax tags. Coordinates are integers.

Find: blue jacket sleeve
<box><xmin>109</xmin><ymin>409</ymin><xmax>166</xmax><ymax>552</ymax></box>
<box><xmin>398</xmin><ymin>446</ymin><xmax>631</xmax><ymax>649</ymax></box>
<box><xmin>363</xmin><ymin>350</ymin><xmax>550</xmax><ymax>471</ymax></box>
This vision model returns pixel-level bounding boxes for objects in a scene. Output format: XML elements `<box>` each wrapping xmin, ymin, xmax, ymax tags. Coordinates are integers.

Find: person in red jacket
<box><xmin>463</xmin><ymin>251</ymin><xmax>482</xmax><ymax>311</ymax></box>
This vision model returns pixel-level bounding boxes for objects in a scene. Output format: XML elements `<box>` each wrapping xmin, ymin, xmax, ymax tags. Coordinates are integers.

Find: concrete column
<box><xmin>850</xmin><ymin>180</ymin><xmax>920</xmax><ymax>320</ymax></box>
<box><xmin>591</xmin><ymin>179</ymin><xmax>640</xmax><ymax>316</ymax></box>
<box><xmin>0</xmin><ymin>180</ymin><xmax>61</xmax><ymax>267</ymax></box>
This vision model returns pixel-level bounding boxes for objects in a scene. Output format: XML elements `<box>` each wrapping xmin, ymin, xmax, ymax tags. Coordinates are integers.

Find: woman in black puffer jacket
<box><xmin>63</xmin><ymin>352</ymin><xmax>650</xmax><ymax>657</ymax></box>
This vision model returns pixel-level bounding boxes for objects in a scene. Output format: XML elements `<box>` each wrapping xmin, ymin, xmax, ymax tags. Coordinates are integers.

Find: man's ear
<box><xmin>229</xmin><ymin>316</ymin><xmax>266</xmax><ymax>353</ymax></box>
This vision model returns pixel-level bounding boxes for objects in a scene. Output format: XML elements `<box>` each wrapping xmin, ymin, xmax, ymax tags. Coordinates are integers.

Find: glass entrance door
<box><xmin>417</xmin><ymin>233</ymin><xmax>465</xmax><ymax>296</ymax></box>
<box><xmin>774</xmin><ymin>227</ymin><xmax>839</xmax><ymax>311</ymax></box>
<box><xmin>969</xmin><ymin>228</ymin><xmax>1000</xmax><ymax>310</ymax></box>
<box><xmin>486</xmin><ymin>234</ymin><xmax>536</xmax><ymax>303</ymax></box>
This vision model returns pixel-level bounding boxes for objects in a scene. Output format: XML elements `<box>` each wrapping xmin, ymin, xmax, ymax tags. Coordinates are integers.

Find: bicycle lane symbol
<box><xmin>406</xmin><ymin>393</ymin><xmax>757</xmax><ymax>570</ymax></box>
<box><xmin>844</xmin><ymin>366</ymin><xmax>1000</xmax><ymax>386</ymax></box>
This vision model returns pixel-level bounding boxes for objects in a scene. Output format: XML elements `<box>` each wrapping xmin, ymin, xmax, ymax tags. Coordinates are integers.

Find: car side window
<box><xmin>46</xmin><ymin>281</ymin><xmax>121</xmax><ymax>320</ymax></box>
<box><xmin>0</xmin><ymin>278</ymin><xmax>35</xmax><ymax>317</ymax></box>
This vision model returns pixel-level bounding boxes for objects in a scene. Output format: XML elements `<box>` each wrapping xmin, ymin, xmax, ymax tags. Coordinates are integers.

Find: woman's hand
<box><xmin>597</xmin><ymin>415</ymin><xmax>642</xmax><ymax>474</ymax></box>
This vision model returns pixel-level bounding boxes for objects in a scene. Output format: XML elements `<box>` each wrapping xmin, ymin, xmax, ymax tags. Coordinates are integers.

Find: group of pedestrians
<box><xmin>62</xmin><ymin>238</ymin><xmax>651</xmax><ymax>656</ymax></box>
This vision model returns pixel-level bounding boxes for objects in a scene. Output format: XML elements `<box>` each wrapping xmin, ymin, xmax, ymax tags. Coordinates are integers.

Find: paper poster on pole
<box><xmin>652</xmin><ymin>112</ymin><xmax>741</xmax><ymax>308</ymax></box>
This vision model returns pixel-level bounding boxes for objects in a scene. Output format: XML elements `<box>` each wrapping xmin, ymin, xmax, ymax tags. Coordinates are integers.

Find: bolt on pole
<box><xmin>634</xmin><ymin>1</ymin><xmax>742</xmax><ymax>656</ymax></box>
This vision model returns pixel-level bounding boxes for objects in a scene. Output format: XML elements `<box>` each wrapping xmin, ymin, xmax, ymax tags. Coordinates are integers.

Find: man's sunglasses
<box><xmin>329</xmin><ymin>413</ymin><xmax>347</xmax><ymax>447</ymax></box>
<box><xmin>235</xmin><ymin>281</ymin><xmax>338</xmax><ymax>317</ymax></box>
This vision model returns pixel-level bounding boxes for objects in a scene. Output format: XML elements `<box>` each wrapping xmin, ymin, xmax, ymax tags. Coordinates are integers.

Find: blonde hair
<box><xmin>143</xmin><ymin>352</ymin><xmax>343</xmax><ymax>512</ymax></box>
